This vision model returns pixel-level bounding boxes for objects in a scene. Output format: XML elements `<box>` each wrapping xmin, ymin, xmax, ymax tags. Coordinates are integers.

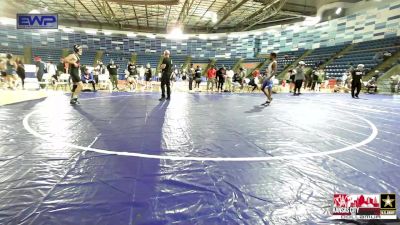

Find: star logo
<box><xmin>383</xmin><ymin>195</ymin><xmax>394</xmax><ymax>207</ymax></box>
<box><xmin>380</xmin><ymin>194</ymin><xmax>396</xmax><ymax>209</ymax></box>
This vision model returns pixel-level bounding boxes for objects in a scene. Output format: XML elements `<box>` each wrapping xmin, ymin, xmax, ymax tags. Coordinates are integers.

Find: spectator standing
<box><xmin>206</xmin><ymin>65</ymin><xmax>217</xmax><ymax>92</ymax></box>
<box><xmin>107</xmin><ymin>59</ymin><xmax>119</xmax><ymax>91</ymax></box>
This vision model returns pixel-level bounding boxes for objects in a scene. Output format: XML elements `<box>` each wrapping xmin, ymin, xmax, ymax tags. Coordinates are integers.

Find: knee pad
<box><xmin>72</xmin><ymin>84</ymin><xmax>77</xmax><ymax>92</ymax></box>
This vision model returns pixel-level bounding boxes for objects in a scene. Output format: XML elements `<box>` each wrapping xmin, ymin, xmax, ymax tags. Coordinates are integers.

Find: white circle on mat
<box><xmin>23</xmin><ymin>95</ymin><xmax>378</xmax><ymax>161</ymax></box>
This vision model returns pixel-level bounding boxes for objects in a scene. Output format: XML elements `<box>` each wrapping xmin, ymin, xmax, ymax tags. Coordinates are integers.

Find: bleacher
<box><xmin>0</xmin><ymin>46</ymin><xmax>24</xmax><ymax>55</ymax></box>
<box><xmin>32</xmin><ymin>48</ymin><xmax>62</xmax><ymax>63</ymax></box>
<box><xmin>244</xmin><ymin>58</ymin><xmax>264</xmax><ymax>70</ymax></box>
<box><xmin>136</xmin><ymin>54</ymin><xmax>160</xmax><ymax>68</ymax></box>
<box><xmin>244</xmin><ymin>58</ymin><xmax>264</xmax><ymax>63</ymax></box>
<box><xmin>270</xmin><ymin>50</ymin><xmax>306</xmax><ymax>74</ymax></box>
<box><xmin>172</xmin><ymin>55</ymin><xmax>187</xmax><ymax>68</ymax></box>
<box><xmin>192</xmin><ymin>57</ymin><xmax>211</xmax><ymax>64</ymax></box>
<box><xmin>191</xmin><ymin>58</ymin><xmax>210</xmax><ymax>64</ymax></box>
<box><xmin>303</xmin><ymin>45</ymin><xmax>346</xmax><ymax>68</ymax></box>
<box><xmin>1</xmin><ymin>36</ymin><xmax>397</xmax><ymax>81</ymax></box>
<box><xmin>215</xmin><ymin>58</ymin><xmax>237</xmax><ymax>69</ymax></box>
<box><xmin>80</xmin><ymin>50</ymin><xmax>97</xmax><ymax>67</ymax></box>
<box><xmin>325</xmin><ymin>37</ymin><xmax>400</xmax><ymax>78</ymax></box>
<box><xmin>102</xmin><ymin>52</ymin><xmax>132</xmax><ymax>79</ymax></box>
<box><xmin>354</xmin><ymin>36</ymin><xmax>400</xmax><ymax>51</ymax></box>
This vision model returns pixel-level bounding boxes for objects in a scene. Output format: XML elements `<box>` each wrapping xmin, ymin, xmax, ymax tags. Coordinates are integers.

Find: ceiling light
<box><xmin>146</xmin><ymin>34</ymin><xmax>156</xmax><ymax>39</ymax></box>
<box><xmin>0</xmin><ymin>17</ymin><xmax>16</xmax><ymax>25</ymax></box>
<box><xmin>198</xmin><ymin>34</ymin><xmax>208</xmax><ymax>40</ymax></box>
<box><xmin>62</xmin><ymin>27</ymin><xmax>74</xmax><ymax>33</ymax></box>
<box><xmin>29</xmin><ymin>10</ymin><xmax>41</xmax><ymax>14</ymax></box>
<box><xmin>335</xmin><ymin>7</ymin><xmax>342</xmax><ymax>15</ymax></box>
<box><xmin>212</xmin><ymin>15</ymin><xmax>217</xmax><ymax>24</ymax></box>
<box><xmin>167</xmin><ymin>26</ymin><xmax>188</xmax><ymax>40</ymax></box>
<box><xmin>127</xmin><ymin>33</ymin><xmax>136</xmax><ymax>37</ymax></box>
<box><xmin>302</xmin><ymin>16</ymin><xmax>320</xmax><ymax>26</ymax></box>
<box><xmin>209</xmin><ymin>35</ymin><xmax>219</xmax><ymax>40</ymax></box>
<box><xmin>103</xmin><ymin>31</ymin><xmax>112</xmax><ymax>35</ymax></box>
<box><xmin>205</xmin><ymin>11</ymin><xmax>217</xmax><ymax>23</ymax></box>
<box><xmin>85</xmin><ymin>29</ymin><xmax>97</xmax><ymax>35</ymax></box>
<box><xmin>170</xmin><ymin>27</ymin><xmax>183</xmax><ymax>36</ymax></box>
<box><xmin>238</xmin><ymin>33</ymin><xmax>248</xmax><ymax>38</ymax></box>
<box><xmin>227</xmin><ymin>33</ymin><xmax>237</xmax><ymax>38</ymax></box>
<box><xmin>167</xmin><ymin>35</ymin><xmax>188</xmax><ymax>40</ymax></box>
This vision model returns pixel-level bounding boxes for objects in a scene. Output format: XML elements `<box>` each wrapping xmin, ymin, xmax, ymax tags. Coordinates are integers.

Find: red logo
<box><xmin>331</xmin><ymin>193</ymin><xmax>396</xmax><ymax>220</ymax></box>
<box><xmin>334</xmin><ymin>194</ymin><xmax>380</xmax><ymax>208</ymax></box>
<box><xmin>334</xmin><ymin>194</ymin><xmax>351</xmax><ymax>207</ymax></box>
<box><xmin>351</xmin><ymin>195</ymin><xmax>379</xmax><ymax>208</ymax></box>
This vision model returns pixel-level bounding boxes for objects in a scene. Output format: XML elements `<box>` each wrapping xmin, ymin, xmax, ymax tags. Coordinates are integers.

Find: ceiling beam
<box><xmin>145</xmin><ymin>5</ymin><xmax>149</xmax><ymax>27</ymax></box>
<box><xmin>24</xmin><ymin>1</ymin><xmax>80</xmax><ymax>24</ymax></box>
<box><xmin>279</xmin><ymin>10</ymin><xmax>309</xmax><ymax>18</ymax></box>
<box><xmin>58</xmin><ymin>18</ymin><xmax>214</xmax><ymax>33</ymax></box>
<box><xmin>177</xmin><ymin>0</ymin><xmax>190</xmax><ymax>23</ymax></box>
<box><xmin>249</xmin><ymin>17</ymin><xmax>303</xmax><ymax>30</ymax></box>
<box><xmin>119</xmin><ymin>4</ymin><xmax>128</xmax><ymax>25</ymax></box>
<box><xmin>105</xmin><ymin>1</ymin><xmax>122</xmax><ymax>27</ymax></box>
<box><xmin>96</xmin><ymin>0</ymin><xmax>113</xmax><ymax>19</ymax></box>
<box><xmin>285</xmin><ymin>2</ymin><xmax>316</xmax><ymax>10</ymax></box>
<box><xmin>211</xmin><ymin>0</ymin><xmax>250</xmax><ymax>29</ymax></box>
<box><xmin>76</xmin><ymin>0</ymin><xmax>101</xmax><ymax>24</ymax></box>
<box><xmin>58</xmin><ymin>16</ymin><xmax>304</xmax><ymax>34</ymax></box>
<box><xmin>132</xmin><ymin>5</ymin><xmax>140</xmax><ymax>27</ymax></box>
<box><xmin>182</xmin><ymin>0</ymin><xmax>197</xmax><ymax>25</ymax></box>
<box><xmin>91</xmin><ymin>0</ymin><xmax>112</xmax><ymax>24</ymax></box>
<box><xmin>115</xmin><ymin>13</ymin><xmax>164</xmax><ymax>22</ymax></box>
<box><xmin>62</xmin><ymin>0</ymin><xmax>78</xmax><ymax>12</ymax></box>
<box><xmin>156</xmin><ymin>5</ymin><xmax>160</xmax><ymax>28</ymax></box>
<box><xmin>258</xmin><ymin>16</ymin><xmax>300</xmax><ymax>24</ymax></box>
<box><xmin>236</xmin><ymin>0</ymin><xmax>274</xmax><ymax>26</ymax></box>
<box><xmin>188</xmin><ymin>0</ymin><xmax>196</xmax><ymax>10</ymax></box>
<box><xmin>189</xmin><ymin>0</ymin><xmax>204</xmax><ymax>24</ymax></box>
<box><xmin>202</xmin><ymin>0</ymin><xmax>233</xmax><ymax>27</ymax></box>
<box><xmin>164</xmin><ymin>6</ymin><xmax>172</xmax><ymax>29</ymax></box>
<box><xmin>241</xmin><ymin>0</ymin><xmax>288</xmax><ymax>31</ymax></box>
<box><xmin>194</xmin><ymin>0</ymin><xmax>218</xmax><ymax>26</ymax></box>
<box><xmin>104</xmin><ymin>0</ymin><xmax>179</xmax><ymax>5</ymax></box>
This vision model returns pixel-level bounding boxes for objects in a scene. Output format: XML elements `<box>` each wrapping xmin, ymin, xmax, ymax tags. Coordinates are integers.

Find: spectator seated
<box><xmin>81</xmin><ymin>68</ymin><xmax>97</xmax><ymax>92</ymax></box>
<box><xmin>246</xmin><ymin>77</ymin><xmax>260</xmax><ymax>92</ymax></box>
<box><xmin>389</xmin><ymin>74</ymin><xmax>400</xmax><ymax>93</ymax></box>
<box><xmin>365</xmin><ymin>77</ymin><xmax>378</xmax><ymax>93</ymax></box>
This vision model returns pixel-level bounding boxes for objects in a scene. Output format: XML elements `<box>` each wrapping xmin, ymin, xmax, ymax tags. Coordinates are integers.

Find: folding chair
<box><xmin>55</xmin><ymin>73</ymin><xmax>70</xmax><ymax>91</ymax></box>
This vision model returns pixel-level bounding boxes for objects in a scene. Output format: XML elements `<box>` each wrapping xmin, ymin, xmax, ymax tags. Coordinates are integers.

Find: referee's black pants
<box><xmin>161</xmin><ymin>76</ymin><xmax>171</xmax><ymax>98</ymax></box>
<box><xmin>351</xmin><ymin>79</ymin><xmax>361</xmax><ymax>97</ymax></box>
<box><xmin>294</xmin><ymin>79</ymin><xmax>303</xmax><ymax>94</ymax></box>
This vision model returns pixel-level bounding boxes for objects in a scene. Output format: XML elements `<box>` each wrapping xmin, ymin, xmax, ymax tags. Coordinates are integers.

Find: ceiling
<box><xmin>4</xmin><ymin>0</ymin><xmax>362</xmax><ymax>33</ymax></box>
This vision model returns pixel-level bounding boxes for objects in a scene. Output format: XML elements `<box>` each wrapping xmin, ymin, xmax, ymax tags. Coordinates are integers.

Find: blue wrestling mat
<box><xmin>0</xmin><ymin>92</ymin><xmax>399</xmax><ymax>224</ymax></box>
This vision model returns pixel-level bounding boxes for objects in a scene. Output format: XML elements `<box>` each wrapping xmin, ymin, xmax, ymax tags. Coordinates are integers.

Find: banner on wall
<box><xmin>17</xmin><ymin>14</ymin><xmax>58</xmax><ymax>29</ymax></box>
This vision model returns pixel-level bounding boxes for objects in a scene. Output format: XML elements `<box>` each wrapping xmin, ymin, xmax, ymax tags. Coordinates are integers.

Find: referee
<box><xmin>351</xmin><ymin>64</ymin><xmax>365</xmax><ymax>98</ymax></box>
<box><xmin>159</xmin><ymin>50</ymin><xmax>172</xmax><ymax>100</ymax></box>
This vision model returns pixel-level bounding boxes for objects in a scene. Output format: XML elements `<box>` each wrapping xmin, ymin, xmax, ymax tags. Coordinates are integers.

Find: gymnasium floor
<box><xmin>0</xmin><ymin>92</ymin><xmax>399</xmax><ymax>224</ymax></box>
